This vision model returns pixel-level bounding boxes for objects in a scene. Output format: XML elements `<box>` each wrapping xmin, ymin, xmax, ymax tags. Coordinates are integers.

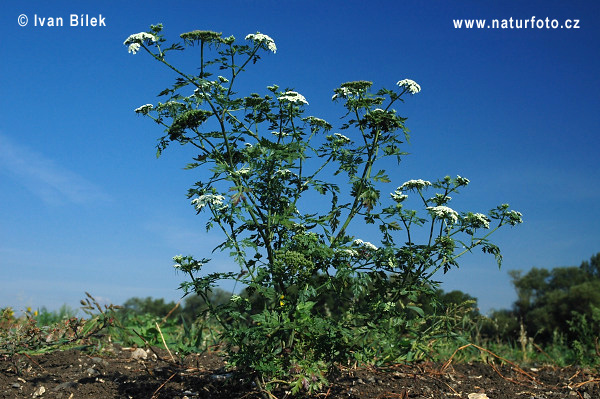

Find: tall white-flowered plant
<box><xmin>126</xmin><ymin>25</ymin><xmax>522</xmax><ymax>392</ymax></box>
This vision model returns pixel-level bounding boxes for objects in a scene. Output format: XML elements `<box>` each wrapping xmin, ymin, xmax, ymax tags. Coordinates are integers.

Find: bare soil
<box><xmin>1</xmin><ymin>346</ymin><xmax>598</xmax><ymax>399</ymax></box>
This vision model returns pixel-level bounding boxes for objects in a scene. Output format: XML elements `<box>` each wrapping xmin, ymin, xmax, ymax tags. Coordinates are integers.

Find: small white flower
<box><xmin>218</xmin><ymin>76</ymin><xmax>229</xmax><ymax>83</ymax></box>
<box><xmin>427</xmin><ymin>205</ymin><xmax>459</xmax><ymax>224</ymax></box>
<box><xmin>339</xmin><ymin>248</ymin><xmax>359</xmax><ymax>258</ymax></box>
<box><xmin>400</xmin><ymin>179</ymin><xmax>432</xmax><ymax>191</ymax></box>
<box><xmin>245</xmin><ymin>32</ymin><xmax>277</xmax><ymax>53</ymax></box>
<box><xmin>272</xmin><ymin>131</ymin><xmax>288</xmax><ymax>138</ymax></box>
<box><xmin>128</xmin><ymin>43</ymin><xmax>141</xmax><ymax>54</ymax></box>
<box><xmin>306</xmin><ymin>116</ymin><xmax>326</xmax><ymax>124</ymax></box>
<box><xmin>235</xmin><ymin>167</ymin><xmax>251</xmax><ymax>176</ymax></box>
<box><xmin>123</xmin><ymin>32</ymin><xmax>157</xmax><ymax>54</ymax></box>
<box><xmin>172</xmin><ymin>255</ymin><xmax>184</xmax><ymax>269</ymax></box>
<box><xmin>275</xmin><ymin>169</ymin><xmax>292</xmax><ymax>177</ymax></box>
<box><xmin>134</xmin><ymin>104</ymin><xmax>153</xmax><ymax>114</ymax></box>
<box><xmin>456</xmin><ymin>175</ymin><xmax>470</xmax><ymax>186</ymax></box>
<box><xmin>353</xmin><ymin>239</ymin><xmax>378</xmax><ymax>251</ymax></box>
<box><xmin>397</xmin><ymin>79</ymin><xmax>421</xmax><ymax>94</ymax></box>
<box><xmin>472</xmin><ymin>213</ymin><xmax>490</xmax><ymax>229</ymax></box>
<box><xmin>332</xmin><ymin>87</ymin><xmax>352</xmax><ymax>100</ymax></box>
<box><xmin>193</xmin><ymin>88</ymin><xmax>212</xmax><ymax>100</ymax></box>
<box><xmin>191</xmin><ymin>194</ymin><xmax>225</xmax><ymax>211</ymax></box>
<box><xmin>279</xmin><ymin>91</ymin><xmax>308</xmax><ymax>105</ymax></box>
<box><xmin>390</xmin><ymin>189</ymin><xmax>408</xmax><ymax>203</ymax></box>
<box><xmin>428</xmin><ymin>194</ymin><xmax>452</xmax><ymax>204</ymax></box>
<box><xmin>333</xmin><ymin>133</ymin><xmax>351</xmax><ymax>143</ymax></box>
<box><xmin>507</xmin><ymin>210</ymin><xmax>523</xmax><ymax>225</ymax></box>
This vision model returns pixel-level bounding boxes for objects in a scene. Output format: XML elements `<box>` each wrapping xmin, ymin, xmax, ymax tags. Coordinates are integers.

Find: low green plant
<box><xmin>125</xmin><ymin>25</ymin><xmax>523</xmax><ymax>394</ymax></box>
<box><xmin>567</xmin><ymin>306</ymin><xmax>600</xmax><ymax>366</ymax></box>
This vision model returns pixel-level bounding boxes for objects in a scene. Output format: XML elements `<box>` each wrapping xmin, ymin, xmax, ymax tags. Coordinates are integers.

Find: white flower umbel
<box><xmin>134</xmin><ymin>104</ymin><xmax>153</xmax><ymax>115</ymax></box>
<box><xmin>123</xmin><ymin>32</ymin><xmax>157</xmax><ymax>54</ymax></box>
<box><xmin>507</xmin><ymin>210</ymin><xmax>524</xmax><ymax>225</ymax></box>
<box><xmin>353</xmin><ymin>239</ymin><xmax>378</xmax><ymax>251</ymax></box>
<box><xmin>397</xmin><ymin>79</ymin><xmax>421</xmax><ymax>94</ymax></box>
<box><xmin>191</xmin><ymin>194</ymin><xmax>225</xmax><ymax>211</ymax></box>
<box><xmin>390</xmin><ymin>189</ymin><xmax>408</xmax><ymax>203</ymax></box>
<box><xmin>472</xmin><ymin>213</ymin><xmax>490</xmax><ymax>229</ymax></box>
<box><xmin>172</xmin><ymin>255</ymin><xmax>184</xmax><ymax>269</ymax></box>
<box><xmin>279</xmin><ymin>91</ymin><xmax>308</xmax><ymax>105</ymax></box>
<box><xmin>234</xmin><ymin>167</ymin><xmax>251</xmax><ymax>177</ymax></box>
<box><xmin>331</xmin><ymin>87</ymin><xmax>352</xmax><ymax>100</ymax></box>
<box><xmin>338</xmin><ymin>248</ymin><xmax>359</xmax><ymax>258</ymax></box>
<box><xmin>427</xmin><ymin>205</ymin><xmax>459</xmax><ymax>224</ymax></box>
<box><xmin>275</xmin><ymin>169</ymin><xmax>293</xmax><ymax>177</ymax></box>
<box><xmin>400</xmin><ymin>179</ymin><xmax>432</xmax><ymax>191</ymax></box>
<box><xmin>245</xmin><ymin>32</ymin><xmax>277</xmax><ymax>53</ymax></box>
<box><xmin>124</xmin><ymin>32</ymin><xmax>158</xmax><ymax>44</ymax></box>
<box><xmin>334</xmin><ymin>133</ymin><xmax>351</xmax><ymax>143</ymax></box>
<box><xmin>272</xmin><ymin>131</ymin><xmax>289</xmax><ymax>138</ymax></box>
<box><xmin>128</xmin><ymin>43</ymin><xmax>141</xmax><ymax>54</ymax></box>
<box><xmin>456</xmin><ymin>175</ymin><xmax>470</xmax><ymax>186</ymax></box>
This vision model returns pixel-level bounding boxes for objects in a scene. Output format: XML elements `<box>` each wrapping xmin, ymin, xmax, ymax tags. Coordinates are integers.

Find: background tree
<box><xmin>508</xmin><ymin>252</ymin><xmax>600</xmax><ymax>344</ymax></box>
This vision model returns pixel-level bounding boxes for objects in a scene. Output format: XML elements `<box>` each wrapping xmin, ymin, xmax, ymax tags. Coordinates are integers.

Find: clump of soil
<box><xmin>0</xmin><ymin>346</ymin><xmax>598</xmax><ymax>398</ymax></box>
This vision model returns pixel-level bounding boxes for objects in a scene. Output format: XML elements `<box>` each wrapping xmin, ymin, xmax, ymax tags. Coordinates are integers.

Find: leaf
<box><xmin>407</xmin><ymin>305</ymin><xmax>425</xmax><ymax>317</ymax></box>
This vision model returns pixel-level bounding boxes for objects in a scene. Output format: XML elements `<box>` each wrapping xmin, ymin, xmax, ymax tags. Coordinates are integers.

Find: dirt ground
<box><xmin>1</xmin><ymin>346</ymin><xmax>598</xmax><ymax>399</ymax></box>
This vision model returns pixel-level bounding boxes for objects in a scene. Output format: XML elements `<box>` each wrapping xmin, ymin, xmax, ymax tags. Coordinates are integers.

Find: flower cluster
<box><xmin>456</xmin><ymin>175</ymin><xmax>470</xmax><ymax>186</ymax></box>
<box><xmin>400</xmin><ymin>179</ymin><xmax>432</xmax><ymax>191</ymax></box>
<box><xmin>134</xmin><ymin>104</ymin><xmax>153</xmax><ymax>115</ymax></box>
<box><xmin>123</xmin><ymin>32</ymin><xmax>157</xmax><ymax>54</ymax></box>
<box><xmin>331</xmin><ymin>86</ymin><xmax>352</xmax><ymax>100</ymax></box>
<box><xmin>427</xmin><ymin>206</ymin><xmax>459</xmax><ymax>224</ymax></box>
<box><xmin>353</xmin><ymin>239</ymin><xmax>378</xmax><ymax>251</ymax></box>
<box><xmin>506</xmin><ymin>210</ymin><xmax>523</xmax><ymax>225</ymax></box>
<box><xmin>272</xmin><ymin>131</ymin><xmax>289</xmax><ymax>138</ymax></box>
<box><xmin>191</xmin><ymin>194</ymin><xmax>225</xmax><ymax>211</ymax></box>
<box><xmin>275</xmin><ymin>169</ymin><xmax>293</xmax><ymax>177</ymax></box>
<box><xmin>466</xmin><ymin>212</ymin><xmax>491</xmax><ymax>229</ymax></box>
<box><xmin>397</xmin><ymin>79</ymin><xmax>421</xmax><ymax>94</ymax></box>
<box><xmin>245</xmin><ymin>32</ymin><xmax>277</xmax><ymax>53</ymax></box>
<box><xmin>390</xmin><ymin>188</ymin><xmax>408</xmax><ymax>203</ymax></box>
<box><xmin>279</xmin><ymin>91</ymin><xmax>308</xmax><ymax>105</ymax></box>
<box><xmin>338</xmin><ymin>248</ymin><xmax>359</xmax><ymax>258</ymax></box>
<box><xmin>234</xmin><ymin>167</ymin><xmax>251</xmax><ymax>177</ymax></box>
<box><xmin>304</xmin><ymin>116</ymin><xmax>332</xmax><ymax>131</ymax></box>
<box><xmin>334</xmin><ymin>133</ymin><xmax>351</xmax><ymax>143</ymax></box>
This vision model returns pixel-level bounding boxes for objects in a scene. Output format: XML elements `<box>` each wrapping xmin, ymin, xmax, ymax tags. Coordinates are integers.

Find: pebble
<box><xmin>131</xmin><ymin>348</ymin><xmax>148</xmax><ymax>360</ymax></box>
<box><xmin>32</xmin><ymin>386</ymin><xmax>46</xmax><ymax>397</ymax></box>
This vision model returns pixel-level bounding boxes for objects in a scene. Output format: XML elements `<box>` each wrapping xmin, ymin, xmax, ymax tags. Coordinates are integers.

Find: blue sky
<box><xmin>1</xmin><ymin>0</ymin><xmax>598</xmax><ymax>315</ymax></box>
